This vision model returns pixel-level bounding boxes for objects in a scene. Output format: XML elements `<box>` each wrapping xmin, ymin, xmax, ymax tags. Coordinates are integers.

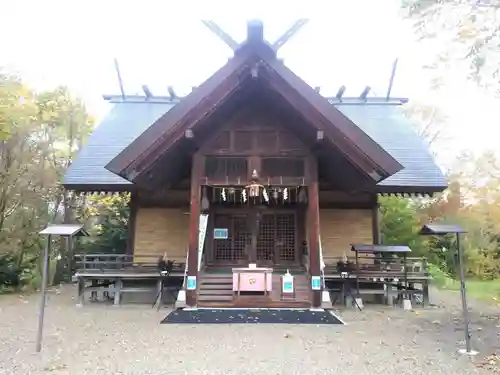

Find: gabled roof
<box><xmin>105</xmin><ymin>22</ymin><xmax>402</xmax><ymax>186</ymax></box>
<box><xmin>63</xmin><ymin>97</ymin><xmax>447</xmax><ymax>194</ymax></box>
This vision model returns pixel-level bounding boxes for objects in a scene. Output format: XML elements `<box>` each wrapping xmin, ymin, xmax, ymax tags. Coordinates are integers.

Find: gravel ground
<box><xmin>0</xmin><ymin>285</ymin><xmax>498</xmax><ymax>375</ymax></box>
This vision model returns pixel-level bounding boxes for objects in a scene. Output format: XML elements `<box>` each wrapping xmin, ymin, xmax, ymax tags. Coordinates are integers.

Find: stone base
<box><xmin>403</xmin><ymin>299</ymin><xmax>412</xmax><ymax>310</ymax></box>
<box><xmin>354</xmin><ymin>297</ymin><xmax>364</xmax><ymax>310</ymax></box>
<box><xmin>321</xmin><ymin>290</ymin><xmax>333</xmax><ymax>309</ymax></box>
<box><xmin>458</xmin><ymin>348</ymin><xmax>478</xmax><ymax>356</ymax></box>
<box><xmin>175</xmin><ymin>290</ymin><xmax>187</xmax><ymax>309</ymax></box>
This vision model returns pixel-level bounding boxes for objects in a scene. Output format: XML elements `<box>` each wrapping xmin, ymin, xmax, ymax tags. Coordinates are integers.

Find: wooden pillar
<box><xmin>248</xmin><ymin>209</ymin><xmax>259</xmax><ymax>264</ymax></box>
<box><xmin>307</xmin><ymin>156</ymin><xmax>321</xmax><ymax>308</ymax></box>
<box><xmin>187</xmin><ymin>154</ymin><xmax>202</xmax><ymax>307</ymax></box>
<box><xmin>126</xmin><ymin>191</ymin><xmax>138</xmax><ymax>256</ymax></box>
<box><xmin>372</xmin><ymin>194</ymin><xmax>381</xmax><ymax>245</ymax></box>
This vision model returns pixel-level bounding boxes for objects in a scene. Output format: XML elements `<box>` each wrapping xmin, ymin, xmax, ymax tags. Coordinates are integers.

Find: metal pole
<box><xmin>36</xmin><ymin>235</ymin><xmax>51</xmax><ymax>352</ymax></box>
<box><xmin>456</xmin><ymin>233</ymin><xmax>473</xmax><ymax>354</ymax></box>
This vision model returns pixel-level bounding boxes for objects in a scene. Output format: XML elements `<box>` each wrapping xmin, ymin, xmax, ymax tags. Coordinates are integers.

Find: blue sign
<box><xmin>187</xmin><ymin>276</ymin><xmax>196</xmax><ymax>290</ymax></box>
<box><xmin>311</xmin><ymin>276</ymin><xmax>321</xmax><ymax>290</ymax></box>
<box><xmin>214</xmin><ymin>228</ymin><xmax>228</xmax><ymax>240</ymax></box>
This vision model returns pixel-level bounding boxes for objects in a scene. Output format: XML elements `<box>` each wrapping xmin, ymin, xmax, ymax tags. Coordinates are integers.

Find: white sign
<box><xmin>197</xmin><ymin>213</ymin><xmax>209</xmax><ymax>272</ymax></box>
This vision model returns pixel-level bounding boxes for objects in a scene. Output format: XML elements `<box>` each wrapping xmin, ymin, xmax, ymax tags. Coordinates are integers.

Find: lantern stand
<box><xmin>419</xmin><ymin>224</ymin><xmax>477</xmax><ymax>356</ymax></box>
<box><xmin>36</xmin><ymin>224</ymin><xmax>89</xmax><ymax>353</ymax></box>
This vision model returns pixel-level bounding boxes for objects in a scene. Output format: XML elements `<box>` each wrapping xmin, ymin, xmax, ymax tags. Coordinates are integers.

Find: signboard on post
<box><xmin>311</xmin><ymin>276</ymin><xmax>321</xmax><ymax>290</ymax></box>
<box><xmin>213</xmin><ymin>228</ymin><xmax>228</xmax><ymax>240</ymax></box>
<box><xmin>282</xmin><ymin>273</ymin><xmax>294</xmax><ymax>294</ymax></box>
<box><xmin>187</xmin><ymin>276</ymin><xmax>197</xmax><ymax>290</ymax></box>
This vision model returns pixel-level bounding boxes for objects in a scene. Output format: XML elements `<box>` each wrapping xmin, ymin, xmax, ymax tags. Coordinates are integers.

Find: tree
<box><xmin>421</xmin><ymin>151</ymin><xmax>500</xmax><ymax>278</ymax></box>
<box><xmin>0</xmin><ymin>70</ymin><xmax>94</xmax><ymax>290</ymax></box>
<box><xmin>35</xmin><ymin>87</ymin><xmax>94</xmax><ymax>283</ymax></box>
<box><xmin>402</xmin><ymin>0</ymin><xmax>500</xmax><ymax>95</ymax></box>
<box><xmin>380</xmin><ymin>196</ymin><xmax>427</xmax><ymax>255</ymax></box>
<box><xmin>78</xmin><ymin>194</ymin><xmax>130</xmax><ymax>255</ymax></box>
<box><xmin>403</xmin><ymin>101</ymin><xmax>449</xmax><ymax>154</ymax></box>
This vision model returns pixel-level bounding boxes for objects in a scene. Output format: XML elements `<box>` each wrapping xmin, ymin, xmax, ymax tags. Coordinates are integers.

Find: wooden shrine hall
<box><xmin>64</xmin><ymin>20</ymin><xmax>447</xmax><ymax>309</ymax></box>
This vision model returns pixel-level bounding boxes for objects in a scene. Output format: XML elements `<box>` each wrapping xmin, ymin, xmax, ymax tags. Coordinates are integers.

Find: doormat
<box><xmin>161</xmin><ymin>309</ymin><xmax>343</xmax><ymax>324</ymax></box>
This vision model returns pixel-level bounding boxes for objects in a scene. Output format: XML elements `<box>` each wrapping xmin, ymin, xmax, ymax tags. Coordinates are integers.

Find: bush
<box><xmin>428</xmin><ymin>263</ymin><xmax>457</xmax><ymax>289</ymax></box>
<box><xmin>0</xmin><ymin>254</ymin><xmax>21</xmax><ymax>292</ymax></box>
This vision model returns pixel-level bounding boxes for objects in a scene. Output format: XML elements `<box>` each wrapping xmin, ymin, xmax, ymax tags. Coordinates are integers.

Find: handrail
<box><xmin>182</xmin><ymin>250</ymin><xmax>189</xmax><ymax>289</ymax></box>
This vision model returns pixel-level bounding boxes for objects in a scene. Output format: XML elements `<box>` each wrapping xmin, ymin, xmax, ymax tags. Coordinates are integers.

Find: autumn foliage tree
<box><xmin>0</xmin><ymin>72</ymin><xmax>95</xmax><ymax>290</ymax></box>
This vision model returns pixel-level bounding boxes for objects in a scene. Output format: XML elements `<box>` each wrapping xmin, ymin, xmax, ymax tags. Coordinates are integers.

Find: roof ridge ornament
<box><xmin>201</xmin><ymin>19</ymin><xmax>309</xmax><ymax>53</ymax></box>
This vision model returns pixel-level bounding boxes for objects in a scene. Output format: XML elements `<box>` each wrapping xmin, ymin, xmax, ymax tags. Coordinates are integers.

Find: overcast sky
<box><xmin>2</xmin><ymin>0</ymin><xmax>499</xmax><ymax>167</ymax></box>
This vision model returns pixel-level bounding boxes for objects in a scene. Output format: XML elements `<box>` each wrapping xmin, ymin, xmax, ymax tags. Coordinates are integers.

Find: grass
<box><xmin>429</xmin><ymin>263</ymin><xmax>500</xmax><ymax>303</ymax></box>
<box><xmin>457</xmin><ymin>279</ymin><xmax>500</xmax><ymax>303</ymax></box>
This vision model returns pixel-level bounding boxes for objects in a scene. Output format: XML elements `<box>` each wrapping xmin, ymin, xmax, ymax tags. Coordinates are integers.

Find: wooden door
<box><xmin>212</xmin><ymin>213</ymin><xmax>250</xmax><ymax>265</ymax></box>
<box><xmin>257</xmin><ymin>213</ymin><xmax>297</xmax><ymax>265</ymax></box>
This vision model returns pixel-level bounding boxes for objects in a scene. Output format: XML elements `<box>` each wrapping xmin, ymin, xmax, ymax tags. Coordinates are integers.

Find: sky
<box><xmin>2</xmin><ymin>0</ymin><xmax>499</xmax><ymax>167</ymax></box>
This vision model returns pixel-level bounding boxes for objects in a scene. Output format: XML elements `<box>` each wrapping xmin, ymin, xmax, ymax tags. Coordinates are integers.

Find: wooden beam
<box><xmin>142</xmin><ymin>85</ymin><xmax>152</xmax><ymax>99</ymax></box>
<box><xmin>306</xmin><ymin>155</ymin><xmax>321</xmax><ymax>308</ymax></box>
<box><xmin>201</xmin><ymin>20</ymin><xmax>239</xmax><ymax>51</ymax></box>
<box><xmin>187</xmin><ymin>154</ymin><xmax>202</xmax><ymax>307</ymax></box>
<box><xmin>335</xmin><ymin>85</ymin><xmax>346</xmax><ymax>100</ymax></box>
<box><xmin>272</xmin><ymin>19</ymin><xmax>309</xmax><ymax>51</ymax></box>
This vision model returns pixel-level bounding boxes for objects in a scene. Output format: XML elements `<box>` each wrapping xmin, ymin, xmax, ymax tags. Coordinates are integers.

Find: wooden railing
<box><xmin>73</xmin><ymin>253</ymin><xmax>186</xmax><ymax>274</ymax></box>
<box><xmin>322</xmin><ymin>255</ymin><xmax>429</xmax><ymax>279</ymax></box>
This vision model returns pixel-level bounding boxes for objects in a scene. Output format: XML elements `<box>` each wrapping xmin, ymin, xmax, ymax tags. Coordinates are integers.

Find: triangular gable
<box><xmin>106</xmin><ymin>22</ymin><xmax>402</xmax><ymax>185</ymax></box>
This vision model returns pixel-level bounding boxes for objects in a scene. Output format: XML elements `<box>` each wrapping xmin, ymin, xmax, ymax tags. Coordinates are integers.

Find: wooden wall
<box><xmin>133</xmin><ymin>208</ymin><xmax>189</xmax><ymax>263</ymax></box>
<box><xmin>319</xmin><ymin>209</ymin><xmax>373</xmax><ymax>260</ymax></box>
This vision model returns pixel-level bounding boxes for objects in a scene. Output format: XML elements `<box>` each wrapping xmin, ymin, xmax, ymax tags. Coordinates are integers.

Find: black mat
<box><xmin>161</xmin><ymin>309</ymin><xmax>343</xmax><ymax>324</ymax></box>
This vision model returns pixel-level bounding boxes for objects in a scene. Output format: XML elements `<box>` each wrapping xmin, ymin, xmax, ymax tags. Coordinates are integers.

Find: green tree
<box><xmin>78</xmin><ymin>194</ymin><xmax>130</xmax><ymax>254</ymax></box>
<box><xmin>35</xmin><ymin>86</ymin><xmax>94</xmax><ymax>283</ymax></box>
<box><xmin>0</xmin><ymin>70</ymin><xmax>94</xmax><ymax>290</ymax></box>
<box><xmin>380</xmin><ymin>196</ymin><xmax>426</xmax><ymax>254</ymax></box>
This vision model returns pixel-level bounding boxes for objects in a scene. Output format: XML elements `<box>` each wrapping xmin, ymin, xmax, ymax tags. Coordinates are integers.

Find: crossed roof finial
<box><xmin>201</xmin><ymin>19</ymin><xmax>309</xmax><ymax>53</ymax></box>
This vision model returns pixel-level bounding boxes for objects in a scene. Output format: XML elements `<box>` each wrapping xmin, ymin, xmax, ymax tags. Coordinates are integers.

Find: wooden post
<box><xmin>248</xmin><ymin>209</ymin><xmax>259</xmax><ymax>264</ymax></box>
<box><xmin>187</xmin><ymin>154</ymin><xmax>202</xmax><ymax>307</ymax></box>
<box><xmin>126</xmin><ymin>191</ymin><xmax>138</xmax><ymax>256</ymax></box>
<box><xmin>372</xmin><ymin>194</ymin><xmax>381</xmax><ymax>245</ymax></box>
<box><xmin>372</xmin><ymin>195</ymin><xmax>384</xmax><ymax>303</ymax></box>
<box><xmin>306</xmin><ymin>156</ymin><xmax>321</xmax><ymax>308</ymax></box>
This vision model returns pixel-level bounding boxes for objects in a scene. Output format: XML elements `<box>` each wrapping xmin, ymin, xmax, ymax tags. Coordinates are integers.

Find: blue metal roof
<box><xmin>336</xmin><ymin>105</ymin><xmax>447</xmax><ymax>189</ymax></box>
<box><xmin>65</xmin><ymin>101</ymin><xmax>176</xmax><ymax>187</ymax></box>
<box><xmin>64</xmin><ymin>97</ymin><xmax>447</xmax><ymax>191</ymax></box>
